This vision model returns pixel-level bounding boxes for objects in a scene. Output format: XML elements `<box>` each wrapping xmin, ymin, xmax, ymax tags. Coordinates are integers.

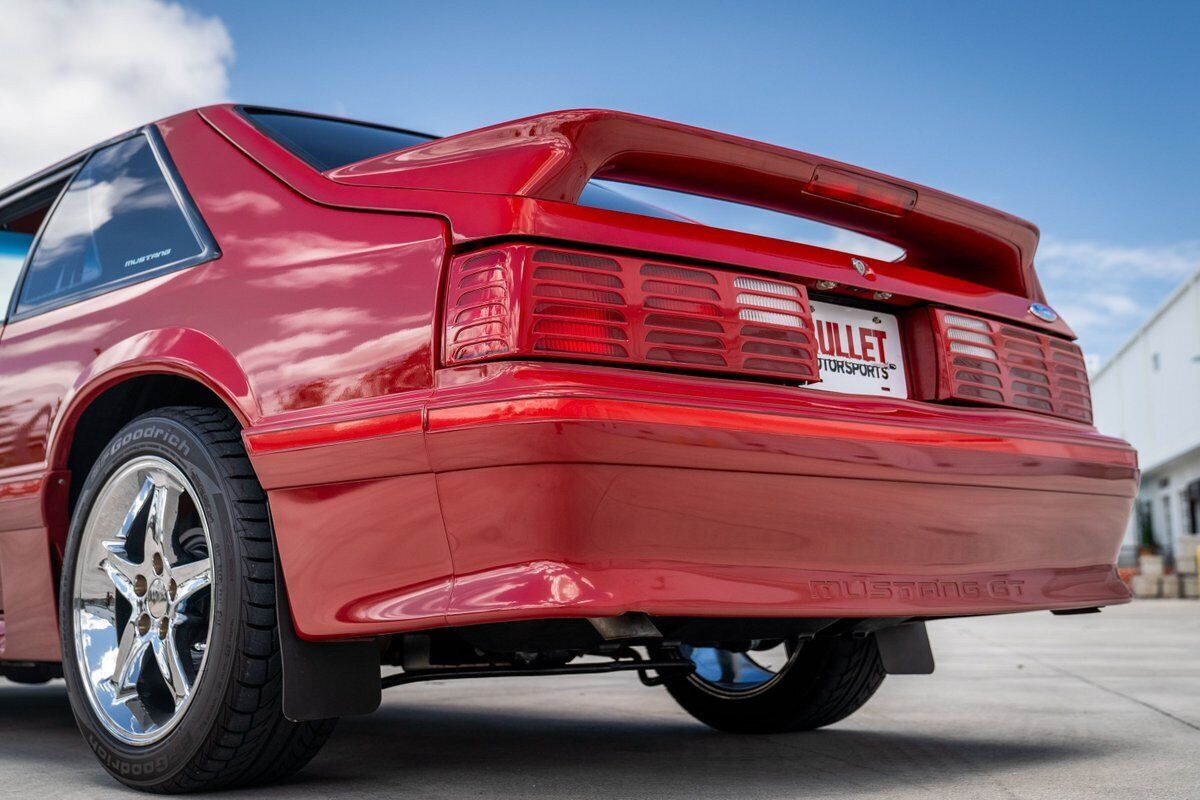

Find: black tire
<box><xmin>59</xmin><ymin>406</ymin><xmax>335</xmax><ymax>792</ymax></box>
<box><xmin>660</xmin><ymin>636</ymin><xmax>885</xmax><ymax>733</ymax></box>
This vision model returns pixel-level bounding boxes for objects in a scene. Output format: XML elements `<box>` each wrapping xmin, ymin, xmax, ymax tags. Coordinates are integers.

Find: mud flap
<box><xmin>874</xmin><ymin>621</ymin><xmax>935</xmax><ymax>675</ymax></box>
<box><xmin>276</xmin><ymin>565</ymin><xmax>381</xmax><ymax>721</ymax></box>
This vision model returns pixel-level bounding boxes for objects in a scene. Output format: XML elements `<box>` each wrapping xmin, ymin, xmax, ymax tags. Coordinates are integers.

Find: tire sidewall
<box><xmin>59</xmin><ymin>412</ymin><xmax>245</xmax><ymax>786</ymax></box>
<box><xmin>659</xmin><ymin>637</ymin><xmax>883</xmax><ymax>733</ymax></box>
<box><xmin>664</xmin><ymin>641</ymin><xmax>825</xmax><ymax>720</ymax></box>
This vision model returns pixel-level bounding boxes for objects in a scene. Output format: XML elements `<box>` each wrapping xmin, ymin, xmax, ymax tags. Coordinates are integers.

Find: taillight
<box><xmin>443</xmin><ymin>245</ymin><xmax>820</xmax><ymax>382</ymax></box>
<box><xmin>931</xmin><ymin>308</ymin><xmax>1092</xmax><ymax>423</ymax></box>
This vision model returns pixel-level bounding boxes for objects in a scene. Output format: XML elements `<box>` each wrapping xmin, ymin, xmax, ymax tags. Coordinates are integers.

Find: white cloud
<box><xmin>1038</xmin><ymin>238</ymin><xmax>1200</xmax><ymax>282</ymax></box>
<box><xmin>1037</xmin><ymin>237</ymin><xmax>1200</xmax><ymax>366</ymax></box>
<box><xmin>0</xmin><ymin>0</ymin><xmax>233</xmax><ymax>188</ymax></box>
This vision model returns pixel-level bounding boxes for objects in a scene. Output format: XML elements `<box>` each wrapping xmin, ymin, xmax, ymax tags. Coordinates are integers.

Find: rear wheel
<box><xmin>659</xmin><ymin>636</ymin><xmax>885</xmax><ymax>733</ymax></box>
<box><xmin>60</xmin><ymin>406</ymin><xmax>335</xmax><ymax>792</ymax></box>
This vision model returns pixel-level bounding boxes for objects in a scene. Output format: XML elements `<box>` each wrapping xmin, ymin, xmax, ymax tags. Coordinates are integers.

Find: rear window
<box><xmin>243</xmin><ymin>108</ymin><xmax>433</xmax><ymax>171</ymax></box>
<box><xmin>578</xmin><ymin>181</ymin><xmax>689</xmax><ymax>222</ymax></box>
<box><xmin>584</xmin><ymin>181</ymin><xmax>906</xmax><ymax>262</ymax></box>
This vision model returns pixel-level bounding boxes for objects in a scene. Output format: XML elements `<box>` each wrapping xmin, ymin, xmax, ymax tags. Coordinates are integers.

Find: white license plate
<box><xmin>808</xmin><ymin>301</ymin><xmax>908</xmax><ymax>398</ymax></box>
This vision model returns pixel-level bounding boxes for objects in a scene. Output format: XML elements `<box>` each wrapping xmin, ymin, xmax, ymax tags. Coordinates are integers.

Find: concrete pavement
<box><xmin>2</xmin><ymin>600</ymin><xmax>1197</xmax><ymax>798</ymax></box>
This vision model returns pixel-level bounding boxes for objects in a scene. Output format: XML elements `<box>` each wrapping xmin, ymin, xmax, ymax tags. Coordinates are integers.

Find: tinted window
<box><xmin>584</xmin><ymin>181</ymin><xmax>906</xmax><ymax>261</ymax></box>
<box><xmin>578</xmin><ymin>181</ymin><xmax>689</xmax><ymax>221</ymax></box>
<box><xmin>17</xmin><ymin>134</ymin><xmax>205</xmax><ymax>314</ymax></box>
<box><xmin>0</xmin><ymin>231</ymin><xmax>33</xmax><ymax>319</ymax></box>
<box><xmin>244</xmin><ymin>109</ymin><xmax>433</xmax><ymax>171</ymax></box>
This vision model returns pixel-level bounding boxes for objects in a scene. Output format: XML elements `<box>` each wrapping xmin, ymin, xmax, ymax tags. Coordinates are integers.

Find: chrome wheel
<box><xmin>682</xmin><ymin>641</ymin><xmax>797</xmax><ymax>698</ymax></box>
<box><xmin>72</xmin><ymin>455</ymin><xmax>213</xmax><ymax>745</ymax></box>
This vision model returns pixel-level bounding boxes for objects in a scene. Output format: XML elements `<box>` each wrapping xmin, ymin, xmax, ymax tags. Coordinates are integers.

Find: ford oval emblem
<box><xmin>1029</xmin><ymin>303</ymin><xmax>1058</xmax><ymax>323</ymax></box>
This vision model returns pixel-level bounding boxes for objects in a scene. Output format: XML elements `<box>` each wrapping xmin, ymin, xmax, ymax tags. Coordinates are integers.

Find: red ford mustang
<box><xmin>0</xmin><ymin>106</ymin><xmax>1136</xmax><ymax>791</ymax></box>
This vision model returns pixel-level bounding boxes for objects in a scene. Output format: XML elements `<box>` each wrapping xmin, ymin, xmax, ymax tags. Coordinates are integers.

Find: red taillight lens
<box><xmin>443</xmin><ymin>245</ymin><xmax>819</xmax><ymax>382</ymax></box>
<box><xmin>930</xmin><ymin>309</ymin><xmax>1092</xmax><ymax>423</ymax></box>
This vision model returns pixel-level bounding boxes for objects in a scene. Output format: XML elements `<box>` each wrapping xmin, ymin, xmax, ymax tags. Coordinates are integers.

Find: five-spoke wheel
<box><xmin>60</xmin><ymin>407</ymin><xmax>335</xmax><ymax>792</ymax></box>
<box><xmin>73</xmin><ymin>456</ymin><xmax>213</xmax><ymax>744</ymax></box>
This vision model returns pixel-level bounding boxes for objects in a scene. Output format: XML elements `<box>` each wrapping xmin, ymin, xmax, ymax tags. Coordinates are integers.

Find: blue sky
<box><xmin>8</xmin><ymin>1</ymin><xmax>1197</xmax><ymax>364</ymax></box>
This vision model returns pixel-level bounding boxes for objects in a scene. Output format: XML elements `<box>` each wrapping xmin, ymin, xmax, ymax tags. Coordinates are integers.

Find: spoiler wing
<box><xmin>327</xmin><ymin>109</ymin><xmax>1042</xmax><ymax>300</ymax></box>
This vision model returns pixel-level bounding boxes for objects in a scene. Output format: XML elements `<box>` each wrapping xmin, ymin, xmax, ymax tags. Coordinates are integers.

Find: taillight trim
<box><xmin>931</xmin><ymin>308</ymin><xmax>1092</xmax><ymax>423</ymax></box>
<box><xmin>443</xmin><ymin>249</ymin><xmax>519</xmax><ymax>363</ymax></box>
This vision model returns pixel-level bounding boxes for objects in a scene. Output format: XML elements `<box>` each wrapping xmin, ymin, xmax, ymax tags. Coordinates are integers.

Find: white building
<box><xmin>1091</xmin><ymin>268</ymin><xmax>1200</xmax><ymax>564</ymax></box>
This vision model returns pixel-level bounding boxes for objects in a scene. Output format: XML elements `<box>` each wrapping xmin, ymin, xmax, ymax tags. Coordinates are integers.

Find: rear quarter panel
<box><xmin>0</xmin><ymin>111</ymin><xmax>456</xmax><ymax>656</ymax></box>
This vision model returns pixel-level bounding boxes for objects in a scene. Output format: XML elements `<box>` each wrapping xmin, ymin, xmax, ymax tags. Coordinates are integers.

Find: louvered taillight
<box><xmin>443</xmin><ymin>245</ymin><xmax>819</xmax><ymax>382</ymax></box>
<box><xmin>931</xmin><ymin>308</ymin><xmax>1093</xmax><ymax>423</ymax></box>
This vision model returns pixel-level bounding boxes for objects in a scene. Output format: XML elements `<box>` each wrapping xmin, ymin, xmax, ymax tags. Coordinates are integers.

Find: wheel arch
<box><xmin>45</xmin><ymin>335</ymin><xmax>376</xmax><ymax>717</ymax></box>
<box><xmin>4</xmin><ymin>333</ymin><xmax>258</xmax><ymax>664</ymax></box>
<box><xmin>47</xmin><ymin>328</ymin><xmax>258</xmax><ymax>541</ymax></box>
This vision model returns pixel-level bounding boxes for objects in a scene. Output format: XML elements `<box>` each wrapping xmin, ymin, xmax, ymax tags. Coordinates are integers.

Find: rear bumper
<box><xmin>250</xmin><ymin>363</ymin><xmax>1136</xmax><ymax>639</ymax></box>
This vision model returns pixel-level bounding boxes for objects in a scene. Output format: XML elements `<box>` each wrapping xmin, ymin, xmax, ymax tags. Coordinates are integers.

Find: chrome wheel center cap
<box><xmin>147</xmin><ymin>579</ymin><xmax>170</xmax><ymax>618</ymax></box>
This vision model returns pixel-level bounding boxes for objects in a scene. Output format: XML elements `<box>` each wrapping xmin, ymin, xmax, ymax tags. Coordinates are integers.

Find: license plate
<box><xmin>808</xmin><ymin>301</ymin><xmax>908</xmax><ymax>397</ymax></box>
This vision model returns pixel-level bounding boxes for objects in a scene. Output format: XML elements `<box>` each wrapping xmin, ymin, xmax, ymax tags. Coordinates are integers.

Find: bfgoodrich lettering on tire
<box><xmin>59</xmin><ymin>406</ymin><xmax>335</xmax><ymax>792</ymax></box>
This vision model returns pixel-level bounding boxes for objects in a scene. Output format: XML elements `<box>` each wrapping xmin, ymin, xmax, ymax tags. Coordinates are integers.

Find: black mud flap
<box><xmin>276</xmin><ymin>566</ymin><xmax>381</xmax><ymax>721</ymax></box>
<box><xmin>874</xmin><ymin>621</ymin><xmax>935</xmax><ymax>675</ymax></box>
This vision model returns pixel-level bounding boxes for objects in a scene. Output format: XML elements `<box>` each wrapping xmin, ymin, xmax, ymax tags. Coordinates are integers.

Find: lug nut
<box><xmin>168</xmin><ymin>579</ymin><xmax>177</xmax><ymax>601</ymax></box>
<box><xmin>134</xmin><ymin>575</ymin><xmax>148</xmax><ymax>597</ymax></box>
<box><xmin>136</xmin><ymin>613</ymin><xmax>151</xmax><ymax>636</ymax></box>
<box><xmin>152</xmin><ymin>553</ymin><xmax>164</xmax><ymax>575</ymax></box>
<box><xmin>158</xmin><ymin>617</ymin><xmax>169</xmax><ymax>639</ymax></box>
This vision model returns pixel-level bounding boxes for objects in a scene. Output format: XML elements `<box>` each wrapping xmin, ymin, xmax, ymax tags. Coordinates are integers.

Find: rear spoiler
<box><xmin>327</xmin><ymin>109</ymin><xmax>1042</xmax><ymax>300</ymax></box>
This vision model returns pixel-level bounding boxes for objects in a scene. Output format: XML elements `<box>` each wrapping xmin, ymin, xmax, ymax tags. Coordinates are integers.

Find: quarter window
<box><xmin>16</xmin><ymin>133</ymin><xmax>208</xmax><ymax>315</ymax></box>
